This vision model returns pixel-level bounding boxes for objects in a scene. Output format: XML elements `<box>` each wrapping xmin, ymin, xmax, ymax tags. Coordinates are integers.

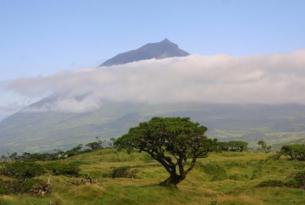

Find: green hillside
<box><xmin>1</xmin><ymin>103</ymin><xmax>305</xmax><ymax>154</ymax></box>
<box><xmin>1</xmin><ymin>149</ymin><xmax>304</xmax><ymax>205</ymax></box>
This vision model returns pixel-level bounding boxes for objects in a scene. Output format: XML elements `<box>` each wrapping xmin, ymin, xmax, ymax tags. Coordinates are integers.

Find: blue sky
<box><xmin>1</xmin><ymin>0</ymin><xmax>305</xmax><ymax>81</ymax></box>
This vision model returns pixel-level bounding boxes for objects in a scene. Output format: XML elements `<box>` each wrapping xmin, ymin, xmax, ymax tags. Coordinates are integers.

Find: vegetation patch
<box><xmin>280</xmin><ymin>144</ymin><xmax>305</xmax><ymax>161</ymax></box>
<box><xmin>0</xmin><ymin>161</ymin><xmax>45</xmax><ymax>179</ymax></box>
<box><xmin>257</xmin><ymin>171</ymin><xmax>305</xmax><ymax>190</ymax></box>
<box><xmin>111</xmin><ymin>166</ymin><xmax>138</xmax><ymax>178</ymax></box>
<box><xmin>0</xmin><ymin>178</ymin><xmax>50</xmax><ymax>195</ymax></box>
<box><xmin>216</xmin><ymin>141</ymin><xmax>248</xmax><ymax>152</ymax></box>
<box><xmin>286</xmin><ymin>171</ymin><xmax>305</xmax><ymax>189</ymax></box>
<box><xmin>257</xmin><ymin>179</ymin><xmax>286</xmax><ymax>188</ymax></box>
<box><xmin>200</xmin><ymin>163</ymin><xmax>227</xmax><ymax>181</ymax></box>
<box><xmin>45</xmin><ymin>162</ymin><xmax>80</xmax><ymax>177</ymax></box>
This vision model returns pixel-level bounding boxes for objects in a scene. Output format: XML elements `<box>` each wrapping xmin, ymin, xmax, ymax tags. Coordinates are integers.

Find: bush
<box><xmin>229</xmin><ymin>174</ymin><xmax>250</xmax><ymax>181</ymax></box>
<box><xmin>111</xmin><ymin>166</ymin><xmax>138</xmax><ymax>178</ymax></box>
<box><xmin>45</xmin><ymin>162</ymin><xmax>80</xmax><ymax>176</ymax></box>
<box><xmin>1</xmin><ymin>161</ymin><xmax>46</xmax><ymax>179</ymax></box>
<box><xmin>14</xmin><ymin>178</ymin><xmax>47</xmax><ymax>194</ymax></box>
<box><xmin>257</xmin><ymin>180</ymin><xmax>286</xmax><ymax>187</ymax></box>
<box><xmin>280</xmin><ymin>144</ymin><xmax>305</xmax><ymax>161</ymax></box>
<box><xmin>286</xmin><ymin>171</ymin><xmax>305</xmax><ymax>189</ymax></box>
<box><xmin>200</xmin><ymin>163</ymin><xmax>227</xmax><ymax>181</ymax></box>
<box><xmin>0</xmin><ymin>179</ymin><xmax>11</xmax><ymax>194</ymax></box>
<box><xmin>0</xmin><ymin>178</ymin><xmax>48</xmax><ymax>194</ymax></box>
<box><xmin>257</xmin><ymin>171</ymin><xmax>305</xmax><ymax>189</ymax></box>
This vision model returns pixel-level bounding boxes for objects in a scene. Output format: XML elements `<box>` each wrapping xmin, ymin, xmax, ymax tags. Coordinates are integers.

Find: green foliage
<box><xmin>200</xmin><ymin>163</ymin><xmax>227</xmax><ymax>181</ymax></box>
<box><xmin>86</xmin><ymin>141</ymin><xmax>103</xmax><ymax>150</ymax></box>
<box><xmin>257</xmin><ymin>171</ymin><xmax>305</xmax><ymax>189</ymax></box>
<box><xmin>257</xmin><ymin>179</ymin><xmax>286</xmax><ymax>187</ymax></box>
<box><xmin>115</xmin><ymin>117</ymin><xmax>212</xmax><ymax>186</ymax></box>
<box><xmin>64</xmin><ymin>144</ymin><xmax>84</xmax><ymax>157</ymax></box>
<box><xmin>45</xmin><ymin>162</ymin><xmax>80</xmax><ymax>176</ymax></box>
<box><xmin>286</xmin><ymin>171</ymin><xmax>305</xmax><ymax>189</ymax></box>
<box><xmin>0</xmin><ymin>179</ymin><xmax>11</xmax><ymax>194</ymax></box>
<box><xmin>111</xmin><ymin>167</ymin><xmax>138</xmax><ymax>178</ymax></box>
<box><xmin>0</xmin><ymin>178</ymin><xmax>47</xmax><ymax>194</ymax></box>
<box><xmin>280</xmin><ymin>144</ymin><xmax>305</xmax><ymax>161</ymax></box>
<box><xmin>2</xmin><ymin>139</ymin><xmax>112</xmax><ymax>161</ymax></box>
<box><xmin>1</xmin><ymin>161</ymin><xmax>45</xmax><ymax>179</ymax></box>
<box><xmin>216</xmin><ymin>141</ymin><xmax>248</xmax><ymax>152</ymax></box>
<box><xmin>257</xmin><ymin>140</ymin><xmax>271</xmax><ymax>153</ymax></box>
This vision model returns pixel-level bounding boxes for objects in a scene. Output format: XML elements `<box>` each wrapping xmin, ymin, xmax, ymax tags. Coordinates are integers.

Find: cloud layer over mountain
<box><xmin>5</xmin><ymin>50</ymin><xmax>305</xmax><ymax>113</ymax></box>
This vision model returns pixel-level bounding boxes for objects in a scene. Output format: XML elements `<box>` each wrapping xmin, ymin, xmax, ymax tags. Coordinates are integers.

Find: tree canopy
<box><xmin>115</xmin><ymin>117</ymin><xmax>213</xmax><ymax>186</ymax></box>
<box><xmin>216</xmin><ymin>140</ymin><xmax>248</xmax><ymax>152</ymax></box>
<box><xmin>258</xmin><ymin>140</ymin><xmax>271</xmax><ymax>153</ymax></box>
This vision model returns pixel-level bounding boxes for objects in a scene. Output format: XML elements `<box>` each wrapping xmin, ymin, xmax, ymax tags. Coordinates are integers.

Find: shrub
<box><xmin>0</xmin><ymin>179</ymin><xmax>11</xmax><ymax>194</ymax></box>
<box><xmin>45</xmin><ymin>162</ymin><xmax>80</xmax><ymax>176</ymax></box>
<box><xmin>0</xmin><ymin>178</ymin><xmax>48</xmax><ymax>194</ymax></box>
<box><xmin>257</xmin><ymin>180</ymin><xmax>286</xmax><ymax>187</ymax></box>
<box><xmin>280</xmin><ymin>144</ymin><xmax>305</xmax><ymax>161</ymax></box>
<box><xmin>14</xmin><ymin>178</ymin><xmax>46</xmax><ymax>194</ymax></box>
<box><xmin>1</xmin><ymin>161</ymin><xmax>46</xmax><ymax>179</ymax></box>
<box><xmin>257</xmin><ymin>171</ymin><xmax>305</xmax><ymax>189</ymax></box>
<box><xmin>111</xmin><ymin>166</ymin><xmax>138</xmax><ymax>178</ymax></box>
<box><xmin>229</xmin><ymin>174</ymin><xmax>250</xmax><ymax>181</ymax></box>
<box><xmin>200</xmin><ymin>163</ymin><xmax>227</xmax><ymax>181</ymax></box>
<box><xmin>286</xmin><ymin>171</ymin><xmax>305</xmax><ymax>189</ymax></box>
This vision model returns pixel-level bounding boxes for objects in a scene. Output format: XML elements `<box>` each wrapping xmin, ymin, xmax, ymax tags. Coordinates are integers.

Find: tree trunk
<box><xmin>159</xmin><ymin>173</ymin><xmax>184</xmax><ymax>187</ymax></box>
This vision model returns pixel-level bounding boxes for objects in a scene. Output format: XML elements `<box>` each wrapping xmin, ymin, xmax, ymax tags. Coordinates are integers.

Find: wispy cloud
<box><xmin>4</xmin><ymin>50</ymin><xmax>305</xmax><ymax>113</ymax></box>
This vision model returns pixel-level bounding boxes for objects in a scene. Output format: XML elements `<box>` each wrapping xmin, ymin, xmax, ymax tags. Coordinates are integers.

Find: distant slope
<box><xmin>100</xmin><ymin>39</ymin><xmax>189</xmax><ymax>66</ymax></box>
<box><xmin>1</xmin><ymin>103</ymin><xmax>305</xmax><ymax>153</ymax></box>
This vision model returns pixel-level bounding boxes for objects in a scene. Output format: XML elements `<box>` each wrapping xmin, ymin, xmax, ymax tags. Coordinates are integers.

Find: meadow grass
<box><xmin>0</xmin><ymin>149</ymin><xmax>304</xmax><ymax>205</ymax></box>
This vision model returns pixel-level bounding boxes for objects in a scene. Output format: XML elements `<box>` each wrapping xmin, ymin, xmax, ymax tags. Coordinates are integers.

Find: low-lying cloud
<box><xmin>5</xmin><ymin>50</ymin><xmax>305</xmax><ymax>113</ymax></box>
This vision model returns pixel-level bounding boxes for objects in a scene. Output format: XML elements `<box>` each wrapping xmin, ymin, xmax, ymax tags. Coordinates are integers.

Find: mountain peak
<box><xmin>100</xmin><ymin>39</ymin><xmax>189</xmax><ymax>67</ymax></box>
<box><xmin>161</xmin><ymin>38</ymin><xmax>171</xmax><ymax>43</ymax></box>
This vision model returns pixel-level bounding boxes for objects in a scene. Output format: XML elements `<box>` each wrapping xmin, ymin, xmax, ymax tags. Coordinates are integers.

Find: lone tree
<box><xmin>115</xmin><ymin>117</ymin><xmax>212</xmax><ymax>187</ymax></box>
<box><xmin>258</xmin><ymin>140</ymin><xmax>271</xmax><ymax>153</ymax></box>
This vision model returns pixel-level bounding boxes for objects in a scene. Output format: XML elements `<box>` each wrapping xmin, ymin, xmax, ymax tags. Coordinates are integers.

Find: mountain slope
<box><xmin>1</xmin><ymin>103</ymin><xmax>305</xmax><ymax>154</ymax></box>
<box><xmin>100</xmin><ymin>39</ymin><xmax>189</xmax><ymax>66</ymax></box>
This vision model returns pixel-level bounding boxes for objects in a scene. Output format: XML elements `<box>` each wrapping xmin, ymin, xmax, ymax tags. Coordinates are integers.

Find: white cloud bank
<box><xmin>5</xmin><ymin>50</ymin><xmax>305</xmax><ymax>113</ymax></box>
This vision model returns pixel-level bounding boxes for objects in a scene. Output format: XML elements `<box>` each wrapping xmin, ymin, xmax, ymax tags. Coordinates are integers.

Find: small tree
<box><xmin>258</xmin><ymin>140</ymin><xmax>271</xmax><ymax>153</ymax></box>
<box><xmin>115</xmin><ymin>117</ymin><xmax>212</xmax><ymax>187</ymax></box>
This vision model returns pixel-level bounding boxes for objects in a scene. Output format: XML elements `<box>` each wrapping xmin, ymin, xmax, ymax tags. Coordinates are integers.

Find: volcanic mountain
<box><xmin>100</xmin><ymin>38</ymin><xmax>189</xmax><ymax>66</ymax></box>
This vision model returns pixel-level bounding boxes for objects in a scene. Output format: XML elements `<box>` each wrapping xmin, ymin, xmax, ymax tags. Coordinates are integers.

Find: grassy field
<box><xmin>0</xmin><ymin>149</ymin><xmax>304</xmax><ymax>205</ymax></box>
